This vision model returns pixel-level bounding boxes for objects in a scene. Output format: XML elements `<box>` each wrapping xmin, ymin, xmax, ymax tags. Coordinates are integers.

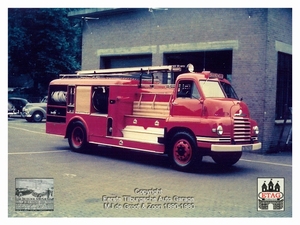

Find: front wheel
<box><xmin>168</xmin><ymin>132</ymin><xmax>201</xmax><ymax>172</ymax></box>
<box><xmin>68</xmin><ymin>121</ymin><xmax>88</xmax><ymax>153</ymax></box>
<box><xmin>212</xmin><ymin>152</ymin><xmax>242</xmax><ymax>167</ymax></box>
<box><xmin>32</xmin><ymin>111</ymin><xmax>43</xmax><ymax>122</ymax></box>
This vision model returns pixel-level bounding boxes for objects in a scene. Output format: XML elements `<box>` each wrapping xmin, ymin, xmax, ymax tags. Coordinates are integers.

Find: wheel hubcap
<box><xmin>174</xmin><ymin>139</ymin><xmax>192</xmax><ymax>165</ymax></box>
<box><xmin>34</xmin><ymin>113</ymin><xmax>42</xmax><ymax>121</ymax></box>
<box><xmin>72</xmin><ymin>127</ymin><xmax>83</xmax><ymax>147</ymax></box>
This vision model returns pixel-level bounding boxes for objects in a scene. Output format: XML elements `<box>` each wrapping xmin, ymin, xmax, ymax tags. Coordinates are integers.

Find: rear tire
<box><xmin>168</xmin><ymin>132</ymin><xmax>201</xmax><ymax>172</ymax></box>
<box><xmin>68</xmin><ymin>121</ymin><xmax>88</xmax><ymax>153</ymax></box>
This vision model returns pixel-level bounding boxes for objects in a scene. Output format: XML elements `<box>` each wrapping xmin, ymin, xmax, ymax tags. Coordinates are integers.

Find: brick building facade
<box><xmin>69</xmin><ymin>8</ymin><xmax>292</xmax><ymax>153</ymax></box>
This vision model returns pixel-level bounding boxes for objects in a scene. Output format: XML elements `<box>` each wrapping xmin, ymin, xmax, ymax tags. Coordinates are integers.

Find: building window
<box><xmin>100</xmin><ymin>54</ymin><xmax>152</xmax><ymax>69</ymax></box>
<box><xmin>276</xmin><ymin>52</ymin><xmax>292</xmax><ymax>120</ymax></box>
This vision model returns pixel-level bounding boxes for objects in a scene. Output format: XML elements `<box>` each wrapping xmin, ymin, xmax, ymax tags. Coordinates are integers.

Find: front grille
<box><xmin>233</xmin><ymin>117</ymin><xmax>251</xmax><ymax>142</ymax></box>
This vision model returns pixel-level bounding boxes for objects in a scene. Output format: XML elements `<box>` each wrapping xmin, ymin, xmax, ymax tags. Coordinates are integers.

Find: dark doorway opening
<box><xmin>164</xmin><ymin>50</ymin><xmax>232</xmax><ymax>81</ymax></box>
<box><xmin>276</xmin><ymin>52</ymin><xmax>292</xmax><ymax>120</ymax></box>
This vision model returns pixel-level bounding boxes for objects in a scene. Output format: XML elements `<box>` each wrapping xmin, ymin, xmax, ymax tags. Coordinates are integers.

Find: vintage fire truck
<box><xmin>46</xmin><ymin>64</ymin><xmax>261</xmax><ymax>171</ymax></box>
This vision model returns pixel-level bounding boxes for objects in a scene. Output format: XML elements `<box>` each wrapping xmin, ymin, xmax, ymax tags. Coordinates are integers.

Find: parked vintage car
<box><xmin>22</xmin><ymin>97</ymin><xmax>47</xmax><ymax>122</ymax></box>
<box><xmin>8</xmin><ymin>97</ymin><xmax>29</xmax><ymax>117</ymax></box>
<box><xmin>32</xmin><ymin>189</ymin><xmax>49</xmax><ymax>198</ymax></box>
<box><xmin>8</xmin><ymin>101</ymin><xmax>16</xmax><ymax>115</ymax></box>
<box><xmin>15</xmin><ymin>188</ymin><xmax>34</xmax><ymax>197</ymax></box>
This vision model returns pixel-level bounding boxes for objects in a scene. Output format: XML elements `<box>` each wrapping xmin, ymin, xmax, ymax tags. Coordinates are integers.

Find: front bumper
<box><xmin>21</xmin><ymin>112</ymin><xmax>32</xmax><ymax>118</ymax></box>
<box><xmin>211</xmin><ymin>142</ymin><xmax>261</xmax><ymax>152</ymax></box>
<box><xmin>8</xmin><ymin>111</ymin><xmax>20</xmax><ymax>117</ymax></box>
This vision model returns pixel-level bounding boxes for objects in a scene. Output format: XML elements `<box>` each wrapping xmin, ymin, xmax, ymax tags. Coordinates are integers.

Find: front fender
<box><xmin>28</xmin><ymin>107</ymin><xmax>47</xmax><ymax>117</ymax></box>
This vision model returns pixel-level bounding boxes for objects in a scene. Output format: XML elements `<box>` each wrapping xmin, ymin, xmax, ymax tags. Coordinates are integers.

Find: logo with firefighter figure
<box><xmin>257</xmin><ymin>178</ymin><xmax>284</xmax><ymax>211</ymax></box>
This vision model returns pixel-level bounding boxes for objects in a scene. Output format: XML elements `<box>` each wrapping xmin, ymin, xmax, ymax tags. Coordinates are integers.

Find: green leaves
<box><xmin>8</xmin><ymin>8</ymin><xmax>82</xmax><ymax>90</ymax></box>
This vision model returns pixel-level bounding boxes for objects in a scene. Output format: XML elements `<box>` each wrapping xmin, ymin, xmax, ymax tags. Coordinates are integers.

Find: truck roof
<box><xmin>177</xmin><ymin>72</ymin><xmax>230</xmax><ymax>84</ymax></box>
<box><xmin>49</xmin><ymin>72</ymin><xmax>230</xmax><ymax>86</ymax></box>
<box><xmin>50</xmin><ymin>64</ymin><xmax>229</xmax><ymax>86</ymax></box>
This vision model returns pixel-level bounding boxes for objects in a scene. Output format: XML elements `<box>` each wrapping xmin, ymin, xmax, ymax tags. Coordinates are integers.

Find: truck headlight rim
<box><xmin>217</xmin><ymin>125</ymin><xmax>223</xmax><ymax>136</ymax></box>
<box><xmin>253</xmin><ymin>126</ymin><xmax>259</xmax><ymax>135</ymax></box>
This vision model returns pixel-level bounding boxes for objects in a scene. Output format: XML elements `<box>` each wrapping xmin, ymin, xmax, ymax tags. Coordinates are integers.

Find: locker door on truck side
<box><xmin>80</xmin><ymin>85</ymin><xmax>109</xmax><ymax>138</ymax></box>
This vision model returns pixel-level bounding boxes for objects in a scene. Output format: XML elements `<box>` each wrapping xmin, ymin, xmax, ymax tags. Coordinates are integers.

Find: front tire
<box><xmin>168</xmin><ymin>132</ymin><xmax>201</xmax><ymax>172</ymax></box>
<box><xmin>32</xmin><ymin>111</ymin><xmax>43</xmax><ymax>122</ymax></box>
<box><xmin>68</xmin><ymin>121</ymin><xmax>88</xmax><ymax>153</ymax></box>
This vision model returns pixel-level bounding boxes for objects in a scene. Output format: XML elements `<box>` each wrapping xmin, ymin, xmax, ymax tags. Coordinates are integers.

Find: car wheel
<box><xmin>68</xmin><ymin>121</ymin><xmax>88</xmax><ymax>153</ymax></box>
<box><xmin>32</xmin><ymin>111</ymin><xmax>43</xmax><ymax>122</ymax></box>
<box><xmin>168</xmin><ymin>131</ymin><xmax>201</xmax><ymax>172</ymax></box>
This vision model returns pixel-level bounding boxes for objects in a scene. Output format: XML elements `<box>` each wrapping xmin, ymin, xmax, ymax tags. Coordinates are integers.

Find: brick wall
<box><xmin>79</xmin><ymin>8</ymin><xmax>292</xmax><ymax>153</ymax></box>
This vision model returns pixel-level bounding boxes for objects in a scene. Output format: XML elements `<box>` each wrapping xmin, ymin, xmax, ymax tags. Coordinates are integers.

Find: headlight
<box><xmin>217</xmin><ymin>125</ymin><xmax>223</xmax><ymax>136</ymax></box>
<box><xmin>253</xmin><ymin>126</ymin><xmax>259</xmax><ymax>135</ymax></box>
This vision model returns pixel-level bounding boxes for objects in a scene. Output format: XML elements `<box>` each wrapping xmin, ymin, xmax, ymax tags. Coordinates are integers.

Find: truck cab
<box><xmin>166</xmin><ymin>70</ymin><xmax>260</xmax><ymax>170</ymax></box>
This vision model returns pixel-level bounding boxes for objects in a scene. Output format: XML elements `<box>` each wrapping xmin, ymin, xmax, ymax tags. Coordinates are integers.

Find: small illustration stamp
<box><xmin>15</xmin><ymin>178</ymin><xmax>54</xmax><ymax>211</ymax></box>
<box><xmin>257</xmin><ymin>177</ymin><xmax>284</xmax><ymax>211</ymax></box>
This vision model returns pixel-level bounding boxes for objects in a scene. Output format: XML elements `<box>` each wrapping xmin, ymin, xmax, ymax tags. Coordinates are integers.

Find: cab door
<box><xmin>170</xmin><ymin>79</ymin><xmax>203</xmax><ymax>117</ymax></box>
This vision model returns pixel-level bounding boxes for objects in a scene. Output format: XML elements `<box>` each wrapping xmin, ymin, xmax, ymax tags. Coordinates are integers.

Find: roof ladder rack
<box><xmin>59</xmin><ymin>65</ymin><xmax>186</xmax><ymax>87</ymax></box>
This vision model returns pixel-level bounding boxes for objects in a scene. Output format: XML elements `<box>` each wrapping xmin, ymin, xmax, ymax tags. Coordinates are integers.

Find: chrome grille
<box><xmin>233</xmin><ymin>117</ymin><xmax>251</xmax><ymax>142</ymax></box>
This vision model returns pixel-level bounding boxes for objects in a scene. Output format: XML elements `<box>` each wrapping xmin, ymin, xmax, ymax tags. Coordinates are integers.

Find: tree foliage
<box><xmin>8</xmin><ymin>8</ymin><xmax>82</xmax><ymax>92</ymax></box>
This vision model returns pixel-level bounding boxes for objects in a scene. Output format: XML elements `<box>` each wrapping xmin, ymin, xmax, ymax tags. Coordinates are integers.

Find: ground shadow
<box><xmin>59</xmin><ymin>144</ymin><xmax>254</xmax><ymax>175</ymax></box>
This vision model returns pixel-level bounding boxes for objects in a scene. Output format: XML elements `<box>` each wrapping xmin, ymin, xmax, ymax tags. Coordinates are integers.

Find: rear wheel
<box><xmin>168</xmin><ymin>132</ymin><xmax>201</xmax><ymax>172</ymax></box>
<box><xmin>68</xmin><ymin>121</ymin><xmax>88</xmax><ymax>152</ymax></box>
<box><xmin>212</xmin><ymin>152</ymin><xmax>242</xmax><ymax>166</ymax></box>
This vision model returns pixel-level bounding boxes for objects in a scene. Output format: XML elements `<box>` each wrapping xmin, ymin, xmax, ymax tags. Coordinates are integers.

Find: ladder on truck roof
<box><xmin>76</xmin><ymin>65</ymin><xmax>184</xmax><ymax>75</ymax></box>
<box><xmin>59</xmin><ymin>65</ymin><xmax>185</xmax><ymax>87</ymax></box>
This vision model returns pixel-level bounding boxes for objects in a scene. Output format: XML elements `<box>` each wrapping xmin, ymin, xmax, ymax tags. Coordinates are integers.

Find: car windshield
<box><xmin>199</xmin><ymin>80</ymin><xmax>225</xmax><ymax>98</ymax></box>
<box><xmin>41</xmin><ymin>96</ymin><xmax>48</xmax><ymax>103</ymax></box>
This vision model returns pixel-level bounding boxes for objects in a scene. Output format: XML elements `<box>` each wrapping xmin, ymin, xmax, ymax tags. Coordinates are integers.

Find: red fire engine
<box><xmin>46</xmin><ymin>64</ymin><xmax>261</xmax><ymax>171</ymax></box>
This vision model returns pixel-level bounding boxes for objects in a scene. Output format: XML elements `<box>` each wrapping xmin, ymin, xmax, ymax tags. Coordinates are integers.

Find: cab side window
<box><xmin>177</xmin><ymin>81</ymin><xmax>200</xmax><ymax>99</ymax></box>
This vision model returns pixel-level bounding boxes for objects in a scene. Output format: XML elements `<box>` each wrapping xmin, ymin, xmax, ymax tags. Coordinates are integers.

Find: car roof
<box><xmin>9</xmin><ymin>97</ymin><xmax>27</xmax><ymax>99</ymax></box>
<box><xmin>8</xmin><ymin>97</ymin><xmax>28</xmax><ymax>101</ymax></box>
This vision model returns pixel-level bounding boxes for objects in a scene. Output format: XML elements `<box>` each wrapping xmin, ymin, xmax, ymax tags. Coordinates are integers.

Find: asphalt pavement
<box><xmin>7</xmin><ymin>118</ymin><xmax>294</xmax><ymax>220</ymax></box>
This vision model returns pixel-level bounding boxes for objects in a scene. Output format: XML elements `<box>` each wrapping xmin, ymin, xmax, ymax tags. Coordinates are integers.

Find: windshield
<box><xmin>221</xmin><ymin>82</ymin><xmax>239</xmax><ymax>100</ymax></box>
<box><xmin>220</xmin><ymin>82</ymin><xmax>239</xmax><ymax>100</ymax></box>
<box><xmin>199</xmin><ymin>80</ymin><xmax>225</xmax><ymax>98</ymax></box>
